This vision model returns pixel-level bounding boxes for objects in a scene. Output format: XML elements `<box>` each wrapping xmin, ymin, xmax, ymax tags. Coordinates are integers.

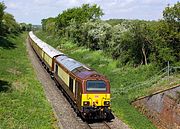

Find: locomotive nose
<box><xmin>96</xmin><ymin>100</ymin><xmax>98</xmax><ymax>104</ymax></box>
<box><xmin>92</xmin><ymin>100</ymin><xmax>99</xmax><ymax>107</ymax></box>
<box><xmin>84</xmin><ymin>94</ymin><xmax>110</xmax><ymax>107</ymax></box>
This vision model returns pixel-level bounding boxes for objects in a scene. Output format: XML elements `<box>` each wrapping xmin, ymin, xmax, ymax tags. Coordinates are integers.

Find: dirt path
<box><xmin>26</xmin><ymin>39</ymin><xmax>131</xmax><ymax>129</ymax></box>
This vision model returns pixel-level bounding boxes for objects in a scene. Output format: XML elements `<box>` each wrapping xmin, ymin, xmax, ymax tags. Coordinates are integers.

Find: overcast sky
<box><xmin>3</xmin><ymin>0</ymin><xmax>179</xmax><ymax>25</ymax></box>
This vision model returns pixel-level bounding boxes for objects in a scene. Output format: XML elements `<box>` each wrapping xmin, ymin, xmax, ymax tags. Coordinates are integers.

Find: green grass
<box><xmin>35</xmin><ymin>31</ymin><xmax>180</xmax><ymax>129</ymax></box>
<box><xmin>0</xmin><ymin>33</ymin><xmax>55</xmax><ymax>128</ymax></box>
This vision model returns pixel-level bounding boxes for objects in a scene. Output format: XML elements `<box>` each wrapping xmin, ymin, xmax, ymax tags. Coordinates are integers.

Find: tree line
<box><xmin>41</xmin><ymin>2</ymin><xmax>179</xmax><ymax>67</ymax></box>
<box><xmin>0</xmin><ymin>2</ymin><xmax>32</xmax><ymax>36</ymax></box>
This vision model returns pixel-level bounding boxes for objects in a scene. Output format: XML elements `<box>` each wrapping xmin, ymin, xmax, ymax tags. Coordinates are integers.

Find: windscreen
<box><xmin>86</xmin><ymin>80</ymin><xmax>107</xmax><ymax>92</ymax></box>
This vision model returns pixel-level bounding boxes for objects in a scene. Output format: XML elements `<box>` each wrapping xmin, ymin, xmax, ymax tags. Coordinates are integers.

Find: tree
<box><xmin>163</xmin><ymin>2</ymin><xmax>180</xmax><ymax>23</ymax></box>
<box><xmin>109</xmin><ymin>21</ymin><xmax>142</xmax><ymax>65</ymax></box>
<box><xmin>0</xmin><ymin>2</ymin><xmax>20</xmax><ymax>35</ymax></box>
<box><xmin>0</xmin><ymin>2</ymin><xmax>6</xmax><ymax>35</ymax></box>
<box><xmin>106</xmin><ymin>19</ymin><xmax>125</xmax><ymax>26</ymax></box>
<box><xmin>55</xmin><ymin>4</ymin><xmax>103</xmax><ymax>35</ymax></box>
<box><xmin>81</xmin><ymin>21</ymin><xmax>111</xmax><ymax>50</ymax></box>
<box><xmin>20</xmin><ymin>23</ymin><xmax>32</xmax><ymax>31</ymax></box>
<box><xmin>130</xmin><ymin>21</ymin><xmax>153</xmax><ymax>65</ymax></box>
<box><xmin>2</xmin><ymin>13</ymin><xmax>20</xmax><ymax>34</ymax></box>
<box><xmin>40</xmin><ymin>2</ymin><xmax>180</xmax><ymax>67</ymax></box>
<box><xmin>41</xmin><ymin>17</ymin><xmax>56</xmax><ymax>34</ymax></box>
<box><xmin>161</xmin><ymin>2</ymin><xmax>180</xmax><ymax>64</ymax></box>
<box><xmin>109</xmin><ymin>20</ymin><xmax>153</xmax><ymax>65</ymax></box>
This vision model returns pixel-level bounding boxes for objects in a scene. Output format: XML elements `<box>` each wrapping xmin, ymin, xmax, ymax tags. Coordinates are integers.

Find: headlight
<box><xmin>104</xmin><ymin>101</ymin><xmax>110</xmax><ymax>106</ymax></box>
<box><xmin>83</xmin><ymin>101</ymin><xmax>90</xmax><ymax>106</ymax></box>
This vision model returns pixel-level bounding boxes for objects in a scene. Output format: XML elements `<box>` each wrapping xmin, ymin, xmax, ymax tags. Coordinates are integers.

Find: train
<box><xmin>28</xmin><ymin>31</ymin><xmax>114</xmax><ymax>120</ymax></box>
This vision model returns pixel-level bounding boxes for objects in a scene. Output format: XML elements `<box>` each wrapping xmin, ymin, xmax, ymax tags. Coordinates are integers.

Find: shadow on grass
<box><xmin>0</xmin><ymin>80</ymin><xmax>12</xmax><ymax>92</ymax></box>
<box><xmin>0</xmin><ymin>36</ymin><xmax>16</xmax><ymax>49</ymax></box>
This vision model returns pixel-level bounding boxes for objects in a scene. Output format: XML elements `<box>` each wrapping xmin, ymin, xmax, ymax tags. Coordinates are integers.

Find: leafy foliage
<box><xmin>161</xmin><ymin>2</ymin><xmax>180</xmax><ymax>65</ymax></box>
<box><xmin>163</xmin><ymin>2</ymin><xmax>180</xmax><ymax>23</ymax></box>
<box><xmin>0</xmin><ymin>2</ymin><xmax>19</xmax><ymax>36</ymax></box>
<box><xmin>0</xmin><ymin>2</ymin><xmax>32</xmax><ymax>36</ymax></box>
<box><xmin>81</xmin><ymin>20</ymin><xmax>112</xmax><ymax>50</ymax></box>
<box><xmin>0</xmin><ymin>2</ymin><xmax>6</xmax><ymax>35</ymax></box>
<box><xmin>41</xmin><ymin>2</ymin><xmax>180</xmax><ymax>67</ymax></box>
<box><xmin>2</xmin><ymin>13</ymin><xmax>20</xmax><ymax>34</ymax></box>
<box><xmin>19</xmin><ymin>23</ymin><xmax>32</xmax><ymax>31</ymax></box>
<box><xmin>56</xmin><ymin>4</ymin><xmax>103</xmax><ymax>29</ymax></box>
<box><xmin>106</xmin><ymin>19</ymin><xmax>126</xmax><ymax>26</ymax></box>
<box><xmin>41</xmin><ymin>17</ymin><xmax>56</xmax><ymax>34</ymax></box>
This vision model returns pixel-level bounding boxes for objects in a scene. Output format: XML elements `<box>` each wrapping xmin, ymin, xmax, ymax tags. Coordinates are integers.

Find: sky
<box><xmin>3</xmin><ymin>0</ymin><xmax>179</xmax><ymax>25</ymax></box>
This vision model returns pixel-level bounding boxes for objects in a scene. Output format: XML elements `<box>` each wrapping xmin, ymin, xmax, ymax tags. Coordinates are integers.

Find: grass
<box><xmin>35</xmin><ymin>31</ymin><xmax>180</xmax><ymax>129</ymax></box>
<box><xmin>0</xmin><ymin>33</ymin><xmax>55</xmax><ymax>128</ymax></box>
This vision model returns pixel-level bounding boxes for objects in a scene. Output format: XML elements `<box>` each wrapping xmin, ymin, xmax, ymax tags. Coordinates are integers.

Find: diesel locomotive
<box><xmin>28</xmin><ymin>31</ymin><xmax>114</xmax><ymax>120</ymax></box>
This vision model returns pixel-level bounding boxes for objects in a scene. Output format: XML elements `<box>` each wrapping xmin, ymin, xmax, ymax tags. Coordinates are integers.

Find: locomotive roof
<box><xmin>29</xmin><ymin>31</ymin><xmax>64</xmax><ymax>58</ymax></box>
<box><xmin>76</xmin><ymin>70</ymin><xmax>97</xmax><ymax>79</ymax></box>
<box><xmin>56</xmin><ymin>56</ymin><xmax>90</xmax><ymax>72</ymax></box>
<box><xmin>55</xmin><ymin>56</ymin><xmax>104</xmax><ymax>80</ymax></box>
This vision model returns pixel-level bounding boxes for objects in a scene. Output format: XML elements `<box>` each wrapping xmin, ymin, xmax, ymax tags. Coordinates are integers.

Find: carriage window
<box><xmin>86</xmin><ymin>80</ymin><xmax>106</xmax><ymax>92</ymax></box>
<box><xmin>69</xmin><ymin>77</ymin><xmax>73</xmax><ymax>92</ymax></box>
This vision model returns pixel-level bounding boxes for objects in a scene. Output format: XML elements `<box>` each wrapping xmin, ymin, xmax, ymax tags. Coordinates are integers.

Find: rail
<box><xmin>87</xmin><ymin>121</ymin><xmax>111</xmax><ymax>129</ymax></box>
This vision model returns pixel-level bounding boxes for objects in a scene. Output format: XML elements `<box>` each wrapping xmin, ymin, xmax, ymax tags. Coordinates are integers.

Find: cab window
<box><xmin>86</xmin><ymin>80</ymin><xmax>106</xmax><ymax>92</ymax></box>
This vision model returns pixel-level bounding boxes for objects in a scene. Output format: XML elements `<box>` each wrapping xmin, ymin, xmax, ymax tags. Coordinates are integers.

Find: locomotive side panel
<box><xmin>54</xmin><ymin>63</ymin><xmax>76</xmax><ymax>99</ymax></box>
<box><xmin>54</xmin><ymin>62</ymin><xmax>84</xmax><ymax>111</ymax></box>
<box><xmin>57</xmin><ymin>66</ymin><xmax>69</xmax><ymax>86</ymax></box>
<box><xmin>77</xmin><ymin>82</ymin><xmax>82</xmax><ymax>110</ymax></box>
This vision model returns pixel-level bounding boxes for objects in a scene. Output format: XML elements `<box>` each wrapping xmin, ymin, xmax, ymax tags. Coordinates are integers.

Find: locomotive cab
<box><xmin>80</xmin><ymin>74</ymin><xmax>114</xmax><ymax>120</ymax></box>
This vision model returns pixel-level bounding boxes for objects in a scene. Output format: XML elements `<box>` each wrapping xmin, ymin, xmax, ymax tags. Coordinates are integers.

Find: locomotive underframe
<box><xmin>82</xmin><ymin>106</ymin><xmax>114</xmax><ymax>120</ymax></box>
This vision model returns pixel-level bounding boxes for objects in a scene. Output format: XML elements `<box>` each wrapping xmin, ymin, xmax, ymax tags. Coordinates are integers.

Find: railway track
<box><xmin>87</xmin><ymin>121</ymin><xmax>111</xmax><ymax>129</ymax></box>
